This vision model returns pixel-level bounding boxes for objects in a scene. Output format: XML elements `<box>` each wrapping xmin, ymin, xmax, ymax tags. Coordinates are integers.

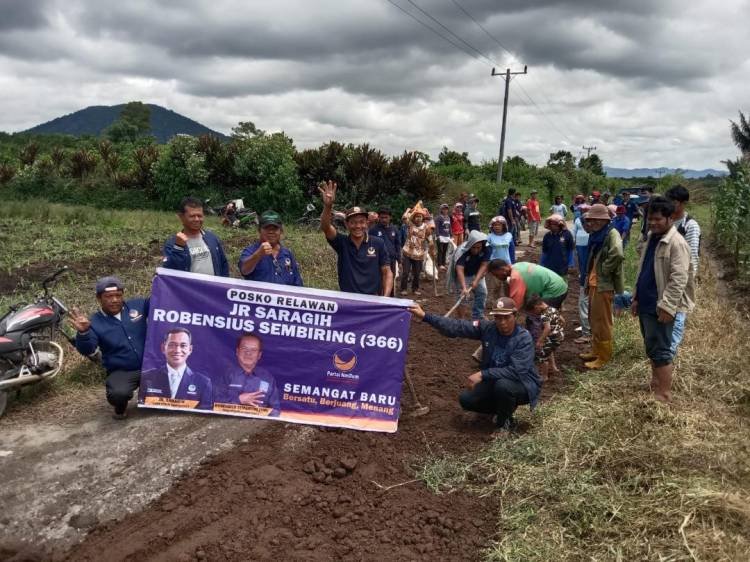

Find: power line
<box><xmin>403</xmin><ymin>0</ymin><xmax>497</xmax><ymax>66</ymax></box>
<box><xmin>385</xmin><ymin>0</ymin><xmax>579</xmax><ymax>149</ymax></box>
<box><xmin>448</xmin><ymin>0</ymin><xmax>581</xmax><ymax>146</ymax></box>
<box><xmin>383</xmin><ymin>0</ymin><xmax>487</xmax><ymax>65</ymax></box>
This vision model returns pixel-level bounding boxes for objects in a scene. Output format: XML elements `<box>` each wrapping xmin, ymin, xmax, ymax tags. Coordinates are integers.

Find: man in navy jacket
<box><xmin>69</xmin><ymin>276</ymin><xmax>148</xmax><ymax>420</ymax></box>
<box><xmin>162</xmin><ymin>196</ymin><xmax>229</xmax><ymax>277</ymax></box>
<box><xmin>138</xmin><ymin>327</ymin><xmax>213</xmax><ymax>410</ymax></box>
<box><xmin>409</xmin><ymin>297</ymin><xmax>540</xmax><ymax>435</ymax></box>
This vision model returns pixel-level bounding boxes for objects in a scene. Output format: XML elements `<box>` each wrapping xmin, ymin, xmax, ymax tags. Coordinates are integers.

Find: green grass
<box><xmin>417</xmin><ymin>215</ymin><xmax>750</xmax><ymax>561</ymax></box>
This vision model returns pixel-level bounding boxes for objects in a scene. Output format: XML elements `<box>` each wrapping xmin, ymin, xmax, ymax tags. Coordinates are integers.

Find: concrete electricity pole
<box><xmin>492</xmin><ymin>65</ymin><xmax>527</xmax><ymax>185</ymax></box>
<box><xmin>582</xmin><ymin>145</ymin><xmax>597</xmax><ymax>158</ymax></box>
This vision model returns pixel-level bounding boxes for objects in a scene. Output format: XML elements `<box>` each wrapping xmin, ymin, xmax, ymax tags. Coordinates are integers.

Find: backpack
<box><xmin>676</xmin><ymin>214</ymin><xmax>701</xmax><ymax>256</ymax></box>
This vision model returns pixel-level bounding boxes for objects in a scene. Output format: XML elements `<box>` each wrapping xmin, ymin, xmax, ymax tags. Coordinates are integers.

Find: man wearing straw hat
<box><xmin>579</xmin><ymin>203</ymin><xmax>624</xmax><ymax>369</ymax></box>
<box><xmin>408</xmin><ymin>297</ymin><xmax>540</xmax><ymax>436</ymax></box>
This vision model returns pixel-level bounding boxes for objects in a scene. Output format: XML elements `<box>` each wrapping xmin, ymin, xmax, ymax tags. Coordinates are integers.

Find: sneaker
<box><xmin>112</xmin><ymin>412</ymin><xmax>128</xmax><ymax>421</ymax></box>
<box><xmin>574</xmin><ymin>336</ymin><xmax>591</xmax><ymax>344</ymax></box>
<box><xmin>413</xmin><ymin>290</ymin><xmax>422</xmax><ymax>296</ymax></box>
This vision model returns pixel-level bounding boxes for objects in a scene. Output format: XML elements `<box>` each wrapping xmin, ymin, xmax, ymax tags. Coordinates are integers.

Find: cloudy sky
<box><xmin>1</xmin><ymin>0</ymin><xmax>748</xmax><ymax>169</ymax></box>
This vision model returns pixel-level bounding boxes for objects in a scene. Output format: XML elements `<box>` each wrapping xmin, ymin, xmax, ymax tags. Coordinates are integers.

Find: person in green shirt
<box><xmin>487</xmin><ymin>260</ymin><xmax>568</xmax><ymax>310</ymax></box>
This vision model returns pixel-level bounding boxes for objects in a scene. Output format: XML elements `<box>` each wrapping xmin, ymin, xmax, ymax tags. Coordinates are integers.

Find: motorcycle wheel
<box><xmin>0</xmin><ymin>390</ymin><xmax>7</xmax><ymax>418</ymax></box>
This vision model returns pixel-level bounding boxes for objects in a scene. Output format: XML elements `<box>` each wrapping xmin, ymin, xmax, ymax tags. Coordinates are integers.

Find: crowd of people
<box><xmin>70</xmin><ymin>181</ymin><xmax>698</xmax><ymax>438</ymax></box>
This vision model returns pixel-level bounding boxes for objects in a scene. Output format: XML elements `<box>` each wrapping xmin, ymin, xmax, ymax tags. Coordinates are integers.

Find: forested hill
<box><xmin>23</xmin><ymin>104</ymin><xmax>228</xmax><ymax>143</ymax></box>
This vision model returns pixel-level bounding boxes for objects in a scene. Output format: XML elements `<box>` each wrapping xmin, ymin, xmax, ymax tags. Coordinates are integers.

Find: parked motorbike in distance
<box><xmin>296</xmin><ymin>202</ymin><xmax>346</xmax><ymax>231</ymax></box>
<box><xmin>0</xmin><ymin>266</ymin><xmax>73</xmax><ymax>417</ymax></box>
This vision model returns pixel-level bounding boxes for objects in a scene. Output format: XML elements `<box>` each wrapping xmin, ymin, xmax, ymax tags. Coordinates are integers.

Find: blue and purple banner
<box><xmin>138</xmin><ymin>268</ymin><xmax>412</xmax><ymax>432</ymax></box>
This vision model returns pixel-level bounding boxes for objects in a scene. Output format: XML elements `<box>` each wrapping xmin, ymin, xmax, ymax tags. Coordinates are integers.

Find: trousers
<box><xmin>459</xmin><ymin>378</ymin><xmax>529</xmax><ymax>427</ymax></box>
<box><xmin>105</xmin><ymin>370</ymin><xmax>142</xmax><ymax>414</ymax></box>
<box><xmin>400</xmin><ymin>256</ymin><xmax>423</xmax><ymax>292</ymax></box>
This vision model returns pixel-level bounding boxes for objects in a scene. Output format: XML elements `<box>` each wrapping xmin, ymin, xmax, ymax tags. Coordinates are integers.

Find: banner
<box><xmin>137</xmin><ymin>268</ymin><xmax>412</xmax><ymax>432</ymax></box>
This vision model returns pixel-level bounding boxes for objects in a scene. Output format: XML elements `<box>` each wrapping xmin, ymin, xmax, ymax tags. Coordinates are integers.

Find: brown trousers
<box><xmin>588</xmin><ymin>287</ymin><xmax>613</xmax><ymax>346</ymax></box>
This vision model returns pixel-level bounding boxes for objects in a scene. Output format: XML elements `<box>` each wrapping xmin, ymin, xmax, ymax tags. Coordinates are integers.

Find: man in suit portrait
<box><xmin>139</xmin><ymin>327</ymin><xmax>213</xmax><ymax>410</ymax></box>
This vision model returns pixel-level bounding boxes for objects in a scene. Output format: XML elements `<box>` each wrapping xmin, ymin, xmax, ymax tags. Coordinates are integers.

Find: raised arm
<box><xmin>318</xmin><ymin>180</ymin><xmax>338</xmax><ymax>241</ymax></box>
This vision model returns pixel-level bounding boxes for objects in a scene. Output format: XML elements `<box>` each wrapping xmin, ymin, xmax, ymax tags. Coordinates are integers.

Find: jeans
<box><xmin>461</xmin><ymin>275</ymin><xmax>487</xmax><ymax>319</ymax></box>
<box><xmin>671</xmin><ymin>311</ymin><xmax>686</xmax><ymax>356</ymax></box>
<box><xmin>459</xmin><ymin>377</ymin><xmax>530</xmax><ymax>427</ymax></box>
<box><xmin>578</xmin><ymin>286</ymin><xmax>591</xmax><ymax>336</ymax></box>
<box><xmin>105</xmin><ymin>370</ymin><xmax>142</xmax><ymax>414</ymax></box>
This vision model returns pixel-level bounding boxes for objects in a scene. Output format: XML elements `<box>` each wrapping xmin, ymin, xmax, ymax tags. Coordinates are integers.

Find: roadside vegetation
<box><xmin>417</xmin><ymin>208</ymin><xmax>750</xmax><ymax>560</ymax></box>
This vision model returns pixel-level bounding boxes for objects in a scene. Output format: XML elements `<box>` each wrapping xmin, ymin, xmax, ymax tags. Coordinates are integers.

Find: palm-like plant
<box><xmin>730</xmin><ymin>111</ymin><xmax>750</xmax><ymax>156</ymax></box>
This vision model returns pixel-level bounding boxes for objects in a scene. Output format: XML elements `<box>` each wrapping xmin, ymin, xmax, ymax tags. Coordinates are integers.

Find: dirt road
<box><xmin>2</xmin><ymin>239</ymin><xmax>585</xmax><ymax>561</ymax></box>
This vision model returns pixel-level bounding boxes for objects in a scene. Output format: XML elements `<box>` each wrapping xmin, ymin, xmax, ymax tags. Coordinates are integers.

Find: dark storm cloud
<box><xmin>53</xmin><ymin>0</ymin><xmax>723</xmax><ymax>98</ymax></box>
<box><xmin>0</xmin><ymin>0</ymin><xmax>49</xmax><ymax>31</ymax></box>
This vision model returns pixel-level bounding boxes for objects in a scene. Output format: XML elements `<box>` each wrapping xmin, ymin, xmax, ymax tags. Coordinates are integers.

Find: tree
<box><xmin>152</xmin><ymin>135</ymin><xmax>209</xmax><ymax>209</ymax></box>
<box><xmin>578</xmin><ymin>153</ymin><xmax>605</xmax><ymax>176</ymax></box>
<box><xmin>231</xmin><ymin>121</ymin><xmax>265</xmax><ymax>141</ymax></box>
<box><xmin>730</xmin><ymin>111</ymin><xmax>750</xmax><ymax>156</ymax></box>
<box><xmin>233</xmin><ymin>132</ymin><xmax>303</xmax><ymax>214</ymax></box>
<box><xmin>106</xmin><ymin>101</ymin><xmax>151</xmax><ymax>143</ymax></box>
<box><xmin>437</xmin><ymin>146</ymin><xmax>471</xmax><ymax>166</ymax></box>
<box><xmin>547</xmin><ymin>150</ymin><xmax>576</xmax><ymax>176</ymax></box>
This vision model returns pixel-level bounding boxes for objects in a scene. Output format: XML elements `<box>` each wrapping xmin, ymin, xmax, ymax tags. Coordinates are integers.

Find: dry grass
<box><xmin>418</xmin><ymin>267</ymin><xmax>750</xmax><ymax>561</ymax></box>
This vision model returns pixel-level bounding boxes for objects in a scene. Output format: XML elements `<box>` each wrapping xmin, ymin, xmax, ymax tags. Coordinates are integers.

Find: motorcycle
<box><xmin>296</xmin><ymin>202</ymin><xmax>347</xmax><ymax>231</ymax></box>
<box><xmin>0</xmin><ymin>267</ymin><xmax>72</xmax><ymax>417</ymax></box>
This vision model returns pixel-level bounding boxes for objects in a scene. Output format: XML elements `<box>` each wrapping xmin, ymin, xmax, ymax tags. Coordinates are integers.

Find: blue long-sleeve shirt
<box><xmin>423</xmin><ymin>314</ymin><xmax>541</xmax><ymax>409</ymax></box>
<box><xmin>540</xmin><ymin>230</ymin><xmax>575</xmax><ymax>277</ymax></box>
<box><xmin>74</xmin><ymin>298</ymin><xmax>149</xmax><ymax>374</ymax></box>
<box><xmin>162</xmin><ymin>230</ymin><xmax>230</xmax><ymax>277</ymax></box>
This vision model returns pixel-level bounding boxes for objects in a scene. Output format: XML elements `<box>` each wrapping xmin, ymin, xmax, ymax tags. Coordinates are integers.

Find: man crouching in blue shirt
<box><xmin>408</xmin><ymin>297</ymin><xmax>540</xmax><ymax>436</ymax></box>
<box><xmin>214</xmin><ymin>333</ymin><xmax>280</xmax><ymax>416</ymax></box>
<box><xmin>238</xmin><ymin>210</ymin><xmax>303</xmax><ymax>286</ymax></box>
<box><xmin>68</xmin><ymin>276</ymin><xmax>148</xmax><ymax>420</ymax></box>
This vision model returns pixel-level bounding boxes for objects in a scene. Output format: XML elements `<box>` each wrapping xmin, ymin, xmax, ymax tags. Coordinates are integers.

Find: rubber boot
<box><xmin>585</xmin><ymin>340</ymin><xmax>612</xmax><ymax>369</ymax></box>
<box><xmin>652</xmin><ymin>364</ymin><xmax>673</xmax><ymax>402</ymax></box>
<box><xmin>579</xmin><ymin>348</ymin><xmax>597</xmax><ymax>361</ymax></box>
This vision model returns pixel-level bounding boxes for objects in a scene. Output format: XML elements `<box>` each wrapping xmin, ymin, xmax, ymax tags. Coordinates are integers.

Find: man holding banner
<box><xmin>409</xmin><ymin>297</ymin><xmax>540</xmax><ymax>437</ymax></box>
<box><xmin>139</xmin><ymin>327</ymin><xmax>213</xmax><ymax>410</ymax></box>
<box><xmin>214</xmin><ymin>333</ymin><xmax>280</xmax><ymax>416</ymax></box>
<box><xmin>319</xmin><ymin>180</ymin><xmax>393</xmax><ymax>296</ymax></box>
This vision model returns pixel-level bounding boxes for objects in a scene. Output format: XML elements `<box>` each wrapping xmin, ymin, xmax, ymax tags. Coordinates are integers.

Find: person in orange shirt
<box><xmin>525</xmin><ymin>190</ymin><xmax>542</xmax><ymax>247</ymax></box>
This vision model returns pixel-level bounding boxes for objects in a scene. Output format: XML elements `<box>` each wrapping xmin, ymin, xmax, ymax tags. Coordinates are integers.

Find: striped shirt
<box><xmin>674</xmin><ymin>215</ymin><xmax>701</xmax><ymax>275</ymax></box>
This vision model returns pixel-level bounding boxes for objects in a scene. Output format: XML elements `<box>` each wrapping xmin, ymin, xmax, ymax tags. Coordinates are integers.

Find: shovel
<box><xmin>404</xmin><ymin>368</ymin><xmax>430</xmax><ymax>417</ymax></box>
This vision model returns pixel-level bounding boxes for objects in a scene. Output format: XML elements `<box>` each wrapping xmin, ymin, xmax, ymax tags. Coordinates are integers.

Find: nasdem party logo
<box><xmin>332</xmin><ymin>348</ymin><xmax>357</xmax><ymax>372</ymax></box>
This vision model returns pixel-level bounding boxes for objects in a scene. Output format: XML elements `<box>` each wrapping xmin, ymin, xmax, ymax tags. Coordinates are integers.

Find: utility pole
<box><xmin>582</xmin><ymin>145</ymin><xmax>597</xmax><ymax>158</ymax></box>
<box><xmin>492</xmin><ymin>65</ymin><xmax>527</xmax><ymax>185</ymax></box>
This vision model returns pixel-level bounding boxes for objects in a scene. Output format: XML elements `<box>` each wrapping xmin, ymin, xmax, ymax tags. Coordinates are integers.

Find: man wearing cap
<box><xmin>238</xmin><ymin>210</ymin><xmax>303</xmax><ymax>286</ymax></box>
<box><xmin>162</xmin><ymin>196</ymin><xmax>230</xmax><ymax>277</ymax></box>
<box><xmin>318</xmin><ymin>181</ymin><xmax>393</xmax><ymax>296</ymax></box>
<box><xmin>579</xmin><ymin>203</ymin><xmax>624</xmax><ymax>369</ymax></box>
<box><xmin>68</xmin><ymin>277</ymin><xmax>148</xmax><ymax>420</ymax></box>
<box><xmin>591</xmin><ymin>191</ymin><xmax>602</xmax><ymax>205</ymax></box>
<box><xmin>487</xmin><ymin>260</ymin><xmax>568</xmax><ymax>310</ymax></box>
<box><xmin>369</xmin><ymin>206</ymin><xmax>402</xmax><ymax>290</ymax></box>
<box><xmin>525</xmin><ymin>190</ymin><xmax>542</xmax><ymax>247</ymax></box>
<box><xmin>409</xmin><ymin>297</ymin><xmax>540</xmax><ymax>435</ymax></box>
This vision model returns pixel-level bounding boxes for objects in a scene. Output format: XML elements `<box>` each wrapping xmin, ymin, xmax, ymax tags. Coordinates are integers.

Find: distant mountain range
<box><xmin>24</xmin><ymin>104</ymin><xmax>228</xmax><ymax>143</ymax></box>
<box><xmin>604</xmin><ymin>166</ymin><xmax>727</xmax><ymax>179</ymax></box>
